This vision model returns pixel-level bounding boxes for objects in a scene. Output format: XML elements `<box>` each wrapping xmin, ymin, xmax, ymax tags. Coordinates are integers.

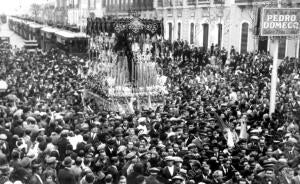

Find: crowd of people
<box><xmin>0</xmin><ymin>38</ymin><xmax>300</xmax><ymax>184</ymax></box>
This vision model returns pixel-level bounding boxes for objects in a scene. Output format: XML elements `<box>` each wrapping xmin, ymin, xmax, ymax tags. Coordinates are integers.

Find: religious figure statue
<box><xmin>131</xmin><ymin>38</ymin><xmax>140</xmax><ymax>53</ymax></box>
<box><xmin>143</xmin><ymin>34</ymin><xmax>152</xmax><ymax>54</ymax></box>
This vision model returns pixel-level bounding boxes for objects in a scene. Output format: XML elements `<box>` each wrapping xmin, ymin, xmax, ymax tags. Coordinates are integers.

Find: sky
<box><xmin>0</xmin><ymin>0</ymin><xmax>35</xmax><ymax>15</ymax></box>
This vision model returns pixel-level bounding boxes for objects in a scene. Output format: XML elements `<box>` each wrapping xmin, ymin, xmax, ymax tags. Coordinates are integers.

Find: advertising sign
<box><xmin>261</xmin><ymin>8</ymin><xmax>300</xmax><ymax>36</ymax></box>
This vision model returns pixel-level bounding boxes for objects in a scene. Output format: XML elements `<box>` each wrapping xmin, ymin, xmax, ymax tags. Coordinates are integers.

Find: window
<box><xmin>168</xmin><ymin>22</ymin><xmax>173</xmax><ymax>41</ymax></box>
<box><xmin>202</xmin><ymin>7</ymin><xmax>209</xmax><ymax>17</ymax></box>
<box><xmin>278</xmin><ymin>38</ymin><xmax>286</xmax><ymax>59</ymax></box>
<box><xmin>187</xmin><ymin>0</ymin><xmax>196</xmax><ymax>5</ymax></box>
<box><xmin>218</xmin><ymin>24</ymin><xmax>222</xmax><ymax>47</ymax></box>
<box><xmin>240</xmin><ymin>22</ymin><xmax>249</xmax><ymax>54</ymax></box>
<box><xmin>164</xmin><ymin>0</ymin><xmax>172</xmax><ymax>7</ymax></box>
<box><xmin>190</xmin><ymin>23</ymin><xmax>194</xmax><ymax>44</ymax></box>
<box><xmin>178</xmin><ymin>22</ymin><xmax>181</xmax><ymax>40</ymax></box>
<box><xmin>89</xmin><ymin>0</ymin><xmax>96</xmax><ymax>9</ymax></box>
<box><xmin>157</xmin><ymin>0</ymin><xmax>163</xmax><ymax>7</ymax></box>
<box><xmin>176</xmin><ymin>0</ymin><xmax>183</xmax><ymax>6</ymax></box>
<box><xmin>177</xmin><ymin>9</ymin><xmax>182</xmax><ymax>17</ymax></box>
<box><xmin>203</xmin><ymin>24</ymin><xmax>209</xmax><ymax>51</ymax></box>
<box><xmin>167</xmin><ymin>9</ymin><xmax>173</xmax><ymax>17</ymax></box>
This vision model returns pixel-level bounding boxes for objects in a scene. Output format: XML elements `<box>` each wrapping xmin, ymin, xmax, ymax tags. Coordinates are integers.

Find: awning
<box><xmin>41</xmin><ymin>27</ymin><xmax>58</xmax><ymax>33</ymax></box>
<box><xmin>55</xmin><ymin>30</ymin><xmax>89</xmax><ymax>39</ymax></box>
<box><xmin>29</xmin><ymin>23</ymin><xmax>42</xmax><ymax>29</ymax></box>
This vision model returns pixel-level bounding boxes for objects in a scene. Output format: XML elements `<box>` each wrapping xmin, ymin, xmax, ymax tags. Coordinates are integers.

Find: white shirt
<box><xmin>27</xmin><ymin>141</ymin><xmax>39</xmax><ymax>159</ymax></box>
<box><xmin>137</xmin><ymin>125</ymin><xmax>148</xmax><ymax>134</ymax></box>
<box><xmin>229</xmin><ymin>91</ymin><xmax>237</xmax><ymax>102</ymax></box>
<box><xmin>68</xmin><ymin>135</ymin><xmax>83</xmax><ymax>150</ymax></box>
<box><xmin>167</xmin><ymin>165</ymin><xmax>174</xmax><ymax>176</ymax></box>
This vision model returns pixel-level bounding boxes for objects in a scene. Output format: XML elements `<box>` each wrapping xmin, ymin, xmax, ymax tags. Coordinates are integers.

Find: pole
<box><xmin>269</xmin><ymin>0</ymin><xmax>281</xmax><ymax>115</ymax></box>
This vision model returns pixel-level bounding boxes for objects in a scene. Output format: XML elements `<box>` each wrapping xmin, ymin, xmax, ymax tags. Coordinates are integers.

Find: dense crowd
<box><xmin>0</xmin><ymin>40</ymin><xmax>300</xmax><ymax>184</ymax></box>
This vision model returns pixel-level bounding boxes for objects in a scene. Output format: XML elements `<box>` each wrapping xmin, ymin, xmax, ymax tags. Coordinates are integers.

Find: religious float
<box><xmin>83</xmin><ymin>16</ymin><xmax>167</xmax><ymax>114</ymax></box>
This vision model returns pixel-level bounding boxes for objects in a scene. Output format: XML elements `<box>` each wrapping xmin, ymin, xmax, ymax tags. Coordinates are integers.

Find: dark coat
<box><xmin>58</xmin><ymin>167</ymin><xmax>77</xmax><ymax>184</ymax></box>
<box><xmin>57</xmin><ymin>137</ymin><xmax>70</xmax><ymax>160</ymax></box>
<box><xmin>161</xmin><ymin>166</ymin><xmax>180</xmax><ymax>183</ymax></box>
<box><xmin>29</xmin><ymin>174</ymin><xmax>44</xmax><ymax>184</ymax></box>
<box><xmin>145</xmin><ymin>175</ymin><xmax>162</xmax><ymax>184</ymax></box>
<box><xmin>106</xmin><ymin>165</ymin><xmax>120</xmax><ymax>184</ymax></box>
<box><xmin>104</xmin><ymin>146</ymin><xmax>117</xmax><ymax>158</ymax></box>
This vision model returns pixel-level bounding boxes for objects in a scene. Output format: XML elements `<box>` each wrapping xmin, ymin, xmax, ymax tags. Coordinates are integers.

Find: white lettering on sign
<box><xmin>262</xmin><ymin>9</ymin><xmax>300</xmax><ymax>36</ymax></box>
<box><xmin>266</xmin><ymin>15</ymin><xmax>297</xmax><ymax>21</ymax></box>
<box><xmin>263</xmin><ymin>22</ymin><xmax>299</xmax><ymax>29</ymax></box>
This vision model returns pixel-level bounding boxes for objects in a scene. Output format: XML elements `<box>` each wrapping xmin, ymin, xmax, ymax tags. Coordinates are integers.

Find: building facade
<box><xmin>102</xmin><ymin>0</ymin><xmax>155</xmax><ymax>18</ymax></box>
<box><xmin>156</xmin><ymin>0</ymin><xmax>300</xmax><ymax>58</ymax></box>
<box><xmin>45</xmin><ymin>0</ymin><xmax>300</xmax><ymax>58</ymax></box>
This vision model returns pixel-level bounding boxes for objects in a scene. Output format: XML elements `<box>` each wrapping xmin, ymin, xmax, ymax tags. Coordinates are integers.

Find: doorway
<box><xmin>203</xmin><ymin>23</ymin><xmax>209</xmax><ymax>51</ymax></box>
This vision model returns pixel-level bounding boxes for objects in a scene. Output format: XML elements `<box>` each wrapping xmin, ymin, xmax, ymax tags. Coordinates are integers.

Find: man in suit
<box><xmin>89</xmin><ymin>127</ymin><xmax>100</xmax><ymax>145</ymax></box>
<box><xmin>105</xmin><ymin>139</ymin><xmax>117</xmax><ymax>158</ymax></box>
<box><xmin>283</xmin><ymin>140</ymin><xmax>299</xmax><ymax>161</ymax></box>
<box><xmin>57</xmin><ymin>130</ymin><xmax>71</xmax><ymax>160</ymax></box>
<box><xmin>106</xmin><ymin>157</ymin><xmax>120</xmax><ymax>184</ymax></box>
<box><xmin>115</xmin><ymin>130</ymin><xmax>127</xmax><ymax>147</ymax></box>
<box><xmin>146</xmin><ymin>167</ymin><xmax>162</xmax><ymax>184</ymax></box>
<box><xmin>58</xmin><ymin>157</ymin><xmax>76</xmax><ymax>184</ymax></box>
<box><xmin>29</xmin><ymin>162</ymin><xmax>44</xmax><ymax>184</ymax></box>
<box><xmin>277</xmin><ymin>166</ymin><xmax>295</xmax><ymax>184</ymax></box>
<box><xmin>161</xmin><ymin>156</ymin><xmax>179</xmax><ymax>184</ymax></box>
<box><xmin>259</xmin><ymin>168</ymin><xmax>279</xmax><ymax>184</ymax></box>
<box><xmin>219</xmin><ymin>159</ymin><xmax>234</xmax><ymax>181</ymax></box>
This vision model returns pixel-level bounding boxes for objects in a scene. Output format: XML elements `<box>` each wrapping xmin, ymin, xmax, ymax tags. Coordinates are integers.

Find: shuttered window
<box><xmin>240</xmin><ymin>22</ymin><xmax>248</xmax><ymax>54</ymax></box>
<box><xmin>278</xmin><ymin>37</ymin><xmax>286</xmax><ymax>59</ymax></box>
<box><xmin>168</xmin><ymin>22</ymin><xmax>172</xmax><ymax>41</ymax></box>
<box><xmin>178</xmin><ymin>22</ymin><xmax>181</xmax><ymax>40</ymax></box>
<box><xmin>218</xmin><ymin>24</ymin><xmax>222</xmax><ymax>47</ymax></box>
<box><xmin>203</xmin><ymin>23</ymin><xmax>209</xmax><ymax>51</ymax></box>
<box><xmin>190</xmin><ymin>23</ymin><xmax>194</xmax><ymax>44</ymax></box>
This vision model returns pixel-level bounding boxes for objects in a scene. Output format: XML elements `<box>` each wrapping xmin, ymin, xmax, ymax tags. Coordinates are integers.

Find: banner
<box><xmin>261</xmin><ymin>8</ymin><xmax>300</xmax><ymax>36</ymax></box>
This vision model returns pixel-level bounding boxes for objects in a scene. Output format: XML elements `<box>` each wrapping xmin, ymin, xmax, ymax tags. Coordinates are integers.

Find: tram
<box><xmin>8</xmin><ymin>16</ymin><xmax>89</xmax><ymax>56</ymax></box>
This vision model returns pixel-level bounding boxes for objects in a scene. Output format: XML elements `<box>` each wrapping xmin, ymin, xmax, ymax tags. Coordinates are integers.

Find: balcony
<box><xmin>157</xmin><ymin>0</ymin><xmax>163</xmax><ymax>7</ymax></box>
<box><xmin>198</xmin><ymin>0</ymin><xmax>210</xmax><ymax>4</ymax></box>
<box><xmin>187</xmin><ymin>0</ymin><xmax>197</xmax><ymax>6</ymax></box>
<box><xmin>214</xmin><ymin>0</ymin><xmax>225</xmax><ymax>4</ymax></box>
<box><xmin>235</xmin><ymin>0</ymin><xmax>269</xmax><ymax>4</ymax></box>
<box><xmin>174</xmin><ymin>0</ymin><xmax>183</xmax><ymax>6</ymax></box>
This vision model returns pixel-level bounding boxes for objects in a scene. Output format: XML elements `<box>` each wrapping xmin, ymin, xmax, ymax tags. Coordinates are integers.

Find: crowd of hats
<box><xmin>0</xmin><ymin>40</ymin><xmax>300</xmax><ymax>184</ymax></box>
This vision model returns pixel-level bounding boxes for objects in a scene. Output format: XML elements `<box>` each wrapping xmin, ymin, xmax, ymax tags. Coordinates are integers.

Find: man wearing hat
<box><xmin>122</xmin><ymin>152</ymin><xmax>137</xmax><ymax>177</ymax></box>
<box><xmin>115</xmin><ymin>129</ymin><xmax>126</xmax><ymax>146</ymax></box>
<box><xmin>29</xmin><ymin>161</ymin><xmax>43</xmax><ymax>184</ymax></box>
<box><xmin>172</xmin><ymin>175</ymin><xmax>185</xmax><ymax>184</ymax></box>
<box><xmin>161</xmin><ymin>156</ymin><xmax>180</xmax><ymax>183</ymax></box>
<box><xmin>283</xmin><ymin>138</ymin><xmax>299</xmax><ymax>161</ymax></box>
<box><xmin>43</xmin><ymin>157</ymin><xmax>58</xmax><ymax>182</ymax></box>
<box><xmin>105</xmin><ymin>139</ymin><xmax>117</xmax><ymax>158</ymax></box>
<box><xmin>259</xmin><ymin>167</ymin><xmax>279</xmax><ymax>184</ymax></box>
<box><xmin>57</xmin><ymin>130</ymin><xmax>71</xmax><ymax>160</ymax></box>
<box><xmin>146</xmin><ymin>167</ymin><xmax>162</xmax><ymax>184</ymax></box>
<box><xmin>58</xmin><ymin>156</ymin><xmax>76</xmax><ymax>184</ymax></box>
<box><xmin>106</xmin><ymin>156</ymin><xmax>120</xmax><ymax>183</ymax></box>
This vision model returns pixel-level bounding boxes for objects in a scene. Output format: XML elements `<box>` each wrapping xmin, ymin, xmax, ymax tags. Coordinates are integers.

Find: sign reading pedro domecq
<box><xmin>261</xmin><ymin>8</ymin><xmax>300</xmax><ymax>36</ymax></box>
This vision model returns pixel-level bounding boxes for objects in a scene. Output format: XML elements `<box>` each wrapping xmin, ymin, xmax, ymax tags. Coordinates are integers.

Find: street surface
<box><xmin>0</xmin><ymin>22</ymin><xmax>25</xmax><ymax>48</ymax></box>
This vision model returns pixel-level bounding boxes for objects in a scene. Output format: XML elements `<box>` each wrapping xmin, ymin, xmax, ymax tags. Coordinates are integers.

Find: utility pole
<box><xmin>269</xmin><ymin>0</ymin><xmax>281</xmax><ymax>115</ymax></box>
